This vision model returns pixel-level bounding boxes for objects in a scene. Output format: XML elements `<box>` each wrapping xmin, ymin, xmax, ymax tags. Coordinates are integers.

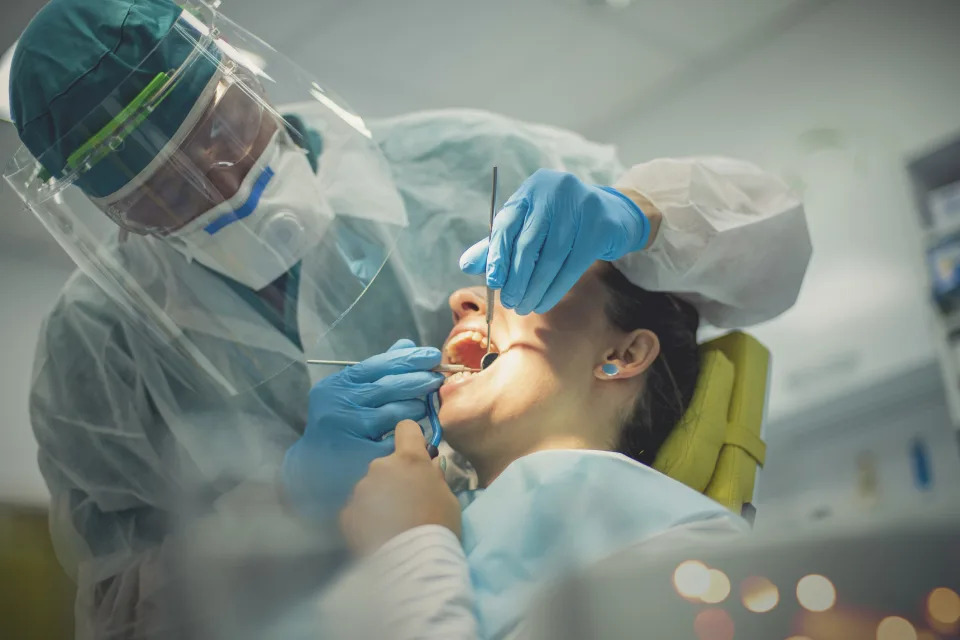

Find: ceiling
<box><xmin>228</xmin><ymin>0</ymin><xmax>811</xmax><ymax>130</ymax></box>
<box><xmin>0</xmin><ymin>0</ymin><xmax>818</xmax><ymax>259</ymax></box>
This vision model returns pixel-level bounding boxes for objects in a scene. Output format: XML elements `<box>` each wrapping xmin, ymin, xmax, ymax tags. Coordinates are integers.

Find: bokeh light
<box><xmin>741</xmin><ymin>576</ymin><xmax>779</xmax><ymax>613</ymax></box>
<box><xmin>701</xmin><ymin>569</ymin><xmax>732</xmax><ymax>604</ymax></box>
<box><xmin>674</xmin><ymin>560</ymin><xmax>711</xmax><ymax>599</ymax></box>
<box><xmin>877</xmin><ymin>616</ymin><xmax>917</xmax><ymax>640</ymax></box>
<box><xmin>694</xmin><ymin>608</ymin><xmax>735</xmax><ymax>640</ymax></box>
<box><xmin>927</xmin><ymin>588</ymin><xmax>960</xmax><ymax>625</ymax></box>
<box><xmin>796</xmin><ymin>574</ymin><xmax>837</xmax><ymax>612</ymax></box>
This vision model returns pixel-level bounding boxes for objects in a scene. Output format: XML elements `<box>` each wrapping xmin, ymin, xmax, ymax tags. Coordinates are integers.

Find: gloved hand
<box><xmin>282</xmin><ymin>339</ymin><xmax>443</xmax><ymax>519</ymax></box>
<box><xmin>460</xmin><ymin>169</ymin><xmax>650</xmax><ymax>315</ymax></box>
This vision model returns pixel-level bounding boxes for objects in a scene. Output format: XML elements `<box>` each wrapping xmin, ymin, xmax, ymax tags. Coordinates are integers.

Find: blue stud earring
<box><xmin>601</xmin><ymin>363</ymin><xmax>619</xmax><ymax>377</ymax></box>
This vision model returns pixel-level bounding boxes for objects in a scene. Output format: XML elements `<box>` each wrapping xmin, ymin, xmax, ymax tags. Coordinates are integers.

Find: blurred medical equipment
<box><xmin>911</xmin><ymin>138</ymin><xmax>960</xmax><ymax>431</ymax></box>
<box><xmin>482</xmin><ymin>166</ymin><xmax>499</xmax><ymax>370</ymax></box>
<box><xmin>927</xmin><ymin>179</ymin><xmax>960</xmax><ymax>232</ymax></box>
<box><xmin>927</xmin><ymin>236</ymin><xmax>960</xmax><ymax>313</ymax></box>
<box><xmin>306</xmin><ymin>359</ymin><xmax>478</xmax><ymax>373</ymax></box>
<box><xmin>910</xmin><ymin>436</ymin><xmax>933</xmax><ymax>492</ymax></box>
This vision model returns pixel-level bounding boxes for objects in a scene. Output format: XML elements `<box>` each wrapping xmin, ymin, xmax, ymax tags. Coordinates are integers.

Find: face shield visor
<box><xmin>4</xmin><ymin>2</ymin><xmax>408</xmax><ymax>395</ymax></box>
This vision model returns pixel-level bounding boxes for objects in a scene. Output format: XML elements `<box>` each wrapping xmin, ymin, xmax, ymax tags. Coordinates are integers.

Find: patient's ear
<box><xmin>594</xmin><ymin>329</ymin><xmax>660</xmax><ymax>381</ymax></box>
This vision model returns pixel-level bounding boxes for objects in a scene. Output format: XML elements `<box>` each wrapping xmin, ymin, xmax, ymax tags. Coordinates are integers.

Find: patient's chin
<box><xmin>437</xmin><ymin>402</ymin><xmax>488</xmax><ymax>442</ymax></box>
<box><xmin>437</xmin><ymin>406</ymin><xmax>473</xmax><ymax>431</ymax></box>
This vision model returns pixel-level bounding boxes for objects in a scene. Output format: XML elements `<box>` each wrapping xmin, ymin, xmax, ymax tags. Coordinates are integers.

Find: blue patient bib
<box><xmin>458</xmin><ymin>450</ymin><xmax>743</xmax><ymax>639</ymax></box>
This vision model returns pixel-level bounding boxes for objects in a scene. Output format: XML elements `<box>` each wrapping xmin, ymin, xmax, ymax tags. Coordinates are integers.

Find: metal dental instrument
<box><xmin>481</xmin><ymin>166</ymin><xmax>499</xmax><ymax>371</ymax></box>
<box><xmin>305</xmin><ymin>359</ymin><xmax>480</xmax><ymax>373</ymax></box>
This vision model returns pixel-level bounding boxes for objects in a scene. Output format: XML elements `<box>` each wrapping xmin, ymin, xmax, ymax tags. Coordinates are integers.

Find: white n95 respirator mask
<box><xmin>165</xmin><ymin>129</ymin><xmax>334</xmax><ymax>291</ymax></box>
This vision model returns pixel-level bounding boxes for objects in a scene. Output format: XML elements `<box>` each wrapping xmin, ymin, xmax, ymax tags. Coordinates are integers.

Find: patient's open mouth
<box><xmin>444</xmin><ymin>330</ymin><xmax>498</xmax><ymax>371</ymax></box>
<box><xmin>441</xmin><ymin>328</ymin><xmax>499</xmax><ymax>393</ymax></box>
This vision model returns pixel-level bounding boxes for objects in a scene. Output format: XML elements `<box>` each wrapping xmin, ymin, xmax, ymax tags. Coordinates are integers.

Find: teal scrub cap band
<box><xmin>10</xmin><ymin>0</ymin><xmax>218</xmax><ymax>198</ymax></box>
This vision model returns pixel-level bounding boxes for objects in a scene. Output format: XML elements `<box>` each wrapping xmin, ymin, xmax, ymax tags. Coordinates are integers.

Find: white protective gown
<box><xmin>29</xmin><ymin>108</ymin><xmax>809</xmax><ymax>638</ymax></box>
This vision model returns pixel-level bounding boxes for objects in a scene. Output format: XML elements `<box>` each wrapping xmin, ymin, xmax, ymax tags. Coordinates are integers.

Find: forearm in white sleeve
<box><xmin>612</xmin><ymin>157</ymin><xmax>812</xmax><ymax>328</ymax></box>
<box><xmin>318</xmin><ymin>525</ymin><xmax>479</xmax><ymax>639</ymax></box>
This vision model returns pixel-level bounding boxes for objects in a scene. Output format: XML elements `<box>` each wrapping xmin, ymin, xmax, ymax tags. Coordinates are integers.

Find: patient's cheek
<box><xmin>538</xmin><ymin>290</ymin><xmax>605</xmax><ymax>337</ymax></box>
<box><xmin>530</xmin><ymin>311</ymin><xmax>604</xmax><ymax>357</ymax></box>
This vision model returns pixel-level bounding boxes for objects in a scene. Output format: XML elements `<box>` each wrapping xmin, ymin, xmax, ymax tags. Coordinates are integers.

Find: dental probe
<box><xmin>305</xmin><ymin>360</ymin><xmax>480</xmax><ymax>373</ymax></box>
<box><xmin>481</xmin><ymin>166</ymin><xmax>499</xmax><ymax>371</ymax></box>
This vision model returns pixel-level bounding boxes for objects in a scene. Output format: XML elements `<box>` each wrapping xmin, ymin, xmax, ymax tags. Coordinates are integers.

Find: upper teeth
<box><xmin>445</xmin><ymin>330</ymin><xmax>489</xmax><ymax>359</ymax></box>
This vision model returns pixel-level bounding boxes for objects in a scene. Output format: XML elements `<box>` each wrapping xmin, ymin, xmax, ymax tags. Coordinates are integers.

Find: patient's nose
<box><xmin>449</xmin><ymin>287</ymin><xmax>486</xmax><ymax>324</ymax></box>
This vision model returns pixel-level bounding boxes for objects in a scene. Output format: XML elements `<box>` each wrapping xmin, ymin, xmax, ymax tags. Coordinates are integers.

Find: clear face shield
<box><xmin>4</xmin><ymin>1</ymin><xmax>408</xmax><ymax>395</ymax></box>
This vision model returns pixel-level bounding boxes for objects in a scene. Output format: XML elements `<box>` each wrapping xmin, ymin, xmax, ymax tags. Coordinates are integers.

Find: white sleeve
<box><xmin>612</xmin><ymin>157</ymin><xmax>812</xmax><ymax>328</ymax></box>
<box><xmin>318</xmin><ymin>525</ymin><xmax>479</xmax><ymax>639</ymax></box>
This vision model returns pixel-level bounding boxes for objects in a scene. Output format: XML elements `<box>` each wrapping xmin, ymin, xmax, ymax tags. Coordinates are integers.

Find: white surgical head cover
<box><xmin>613</xmin><ymin>157</ymin><xmax>811</xmax><ymax>328</ymax></box>
<box><xmin>458</xmin><ymin>450</ymin><xmax>745</xmax><ymax>639</ymax></box>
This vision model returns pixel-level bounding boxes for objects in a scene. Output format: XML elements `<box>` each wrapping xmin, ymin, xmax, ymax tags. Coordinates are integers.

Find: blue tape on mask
<box><xmin>204</xmin><ymin>166</ymin><xmax>276</xmax><ymax>234</ymax></box>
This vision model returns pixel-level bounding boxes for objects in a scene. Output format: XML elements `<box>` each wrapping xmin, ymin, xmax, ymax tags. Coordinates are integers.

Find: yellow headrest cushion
<box><xmin>652</xmin><ymin>349</ymin><xmax>734</xmax><ymax>492</ymax></box>
<box><xmin>702</xmin><ymin>332</ymin><xmax>769</xmax><ymax>510</ymax></box>
<box><xmin>653</xmin><ymin>331</ymin><xmax>770</xmax><ymax>509</ymax></box>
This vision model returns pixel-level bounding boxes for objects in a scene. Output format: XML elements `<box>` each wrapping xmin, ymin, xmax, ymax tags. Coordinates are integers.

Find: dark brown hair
<box><xmin>598</xmin><ymin>265</ymin><xmax>701</xmax><ymax>465</ymax></box>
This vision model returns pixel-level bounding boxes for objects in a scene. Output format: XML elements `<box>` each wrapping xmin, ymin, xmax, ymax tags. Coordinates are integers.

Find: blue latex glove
<box><xmin>459</xmin><ymin>169</ymin><xmax>650</xmax><ymax>315</ymax></box>
<box><xmin>282</xmin><ymin>339</ymin><xmax>443</xmax><ymax>519</ymax></box>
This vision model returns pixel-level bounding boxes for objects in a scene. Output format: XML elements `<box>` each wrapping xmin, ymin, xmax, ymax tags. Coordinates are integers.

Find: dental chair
<box><xmin>652</xmin><ymin>331</ymin><xmax>770</xmax><ymax>523</ymax></box>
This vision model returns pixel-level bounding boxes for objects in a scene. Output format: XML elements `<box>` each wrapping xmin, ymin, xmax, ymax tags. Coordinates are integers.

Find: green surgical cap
<box><xmin>10</xmin><ymin>0</ymin><xmax>218</xmax><ymax>198</ymax></box>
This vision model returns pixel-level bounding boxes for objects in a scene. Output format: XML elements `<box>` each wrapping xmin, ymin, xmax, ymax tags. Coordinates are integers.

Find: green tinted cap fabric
<box><xmin>10</xmin><ymin>0</ymin><xmax>218</xmax><ymax>198</ymax></box>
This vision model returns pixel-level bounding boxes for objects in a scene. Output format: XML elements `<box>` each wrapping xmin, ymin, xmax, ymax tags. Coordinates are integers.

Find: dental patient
<box><xmin>327</xmin><ymin>261</ymin><xmax>745</xmax><ymax>639</ymax></box>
